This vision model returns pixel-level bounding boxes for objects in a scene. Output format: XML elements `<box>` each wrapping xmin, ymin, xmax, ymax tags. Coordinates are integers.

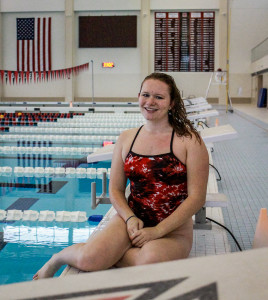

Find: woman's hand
<box><xmin>130</xmin><ymin>227</ymin><xmax>161</xmax><ymax>248</ymax></box>
<box><xmin>126</xmin><ymin>217</ymin><xmax>144</xmax><ymax>239</ymax></box>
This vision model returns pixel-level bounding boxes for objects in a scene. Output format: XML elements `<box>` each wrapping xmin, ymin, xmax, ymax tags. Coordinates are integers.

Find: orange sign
<box><xmin>102</xmin><ymin>62</ymin><xmax>115</xmax><ymax>68</ymax></box>
<box><xmin>103</xmin><ymin>141</ymin><xmax>113</xmax><ymax>146</ymax></box>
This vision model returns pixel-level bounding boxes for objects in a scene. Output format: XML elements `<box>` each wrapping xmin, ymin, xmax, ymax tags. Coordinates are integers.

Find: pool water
<box><xmin>0</xmin><ymin>154</ymin><xmax>112</xmax><ymax>285</ymax></box>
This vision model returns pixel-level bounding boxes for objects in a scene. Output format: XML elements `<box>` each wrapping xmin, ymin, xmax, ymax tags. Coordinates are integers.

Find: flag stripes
<box><xmin>17</xmin><ymin>17</ymin><xmax>52</xmax><ymax>72</ymax></box>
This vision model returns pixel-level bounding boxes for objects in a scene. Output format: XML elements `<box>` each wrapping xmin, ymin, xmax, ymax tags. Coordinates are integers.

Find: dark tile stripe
<box><xmin>6</xmin><ymin>198</ymin><xmax>39</xmax><ymax>211</ymax></box>
<box><xmin>38</xmin><ymin>181</ymin><xmax>67</xmax><ymax>194</ymax></box>
<box><xmin>0</xmin><ymin>181</ymin><xmax>67</xmax><ymax>194</ymax></box>
<box><xmin>0</xmin><ymin>232</ymin><xmax>7</xmax><ymax>251</ymax></box>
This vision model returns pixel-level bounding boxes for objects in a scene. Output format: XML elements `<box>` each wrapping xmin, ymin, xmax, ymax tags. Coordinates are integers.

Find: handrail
<box><xmin>251</xmin><ymin>37</ymin><xmax>268</xmax><ymax>62</ymax></box>
<box><xmin>91</xmin><ymin>172</ymin><xmax>111</xmax><ymax>209</ymax></box>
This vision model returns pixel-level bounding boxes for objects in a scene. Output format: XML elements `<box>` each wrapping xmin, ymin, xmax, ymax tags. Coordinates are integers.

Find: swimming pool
<box><xmin>0</xmin><ymin>148</ymin><xmax>112</xmax><ymax>285</ymax></box>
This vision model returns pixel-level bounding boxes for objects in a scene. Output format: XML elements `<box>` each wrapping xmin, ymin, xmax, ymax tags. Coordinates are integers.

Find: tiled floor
<box><xmin>190</xmin><ymin>207</ymin><xmax>231</xmax><ymax>257</ymax></box>
<box><xmin>233</xmin><ymin>104</ymin><xmax>268</xmax><ymax>125</ymax></box>
<box><xmin>207</xmin><ymin>104</ymin><xmax>268</xmax><ymax>251</ymax></box>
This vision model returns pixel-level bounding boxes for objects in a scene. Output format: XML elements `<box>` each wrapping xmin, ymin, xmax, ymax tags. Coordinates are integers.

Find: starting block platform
<box><xmin>187</xmin><ymin>109</ymin><xmax>219</xmax><ymax>121</ymax></box>
<box><xmin>201</xmin><ymin>124</ymin><xmax>238</xmax><ymax>143</ymax></box>
<box><xmin>0</xmin><ymin>247</ymin><xmax>267</xmax><ymax>299</ymax></box>
<box><xmin>87</xmin><ymin>124</ymin><xmax>238</xmax><ymax>163</ymax></box>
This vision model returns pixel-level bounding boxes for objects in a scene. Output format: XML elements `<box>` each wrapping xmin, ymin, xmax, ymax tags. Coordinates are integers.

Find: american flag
<box><xmin>17</xmin><ymin>17</ymin><xmax>52</xmax><ymax>72</ymax></box>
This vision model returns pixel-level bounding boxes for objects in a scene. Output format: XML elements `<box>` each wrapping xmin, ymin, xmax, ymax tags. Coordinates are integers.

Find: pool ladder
<box><xmin>91</xmin><ymin>172</ymin><xmax>111</xmax><ymax>209</ymax></box>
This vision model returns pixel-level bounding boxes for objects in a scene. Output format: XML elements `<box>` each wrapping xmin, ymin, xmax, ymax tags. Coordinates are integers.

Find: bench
<box><xmin>194</xmin><ymin>148</ymin><xmax>228</xmax><ymax>229</ymax></box>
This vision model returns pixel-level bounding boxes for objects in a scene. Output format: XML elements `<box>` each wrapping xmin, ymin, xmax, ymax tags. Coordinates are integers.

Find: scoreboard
<box><xmin>155</xmin><ymin>12</ymin><xmax>215</xmax><ymax>72</ymax></box>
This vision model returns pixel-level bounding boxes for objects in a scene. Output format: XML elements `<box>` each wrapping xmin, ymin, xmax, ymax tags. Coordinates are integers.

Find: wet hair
<box><xmin>140</xmin><ymin>72</ymin><xmax>201</xmax><ymax>143</ymax></box>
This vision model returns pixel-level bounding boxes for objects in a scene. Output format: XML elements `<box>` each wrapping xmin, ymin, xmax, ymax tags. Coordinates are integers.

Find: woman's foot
<box><xmin>33</xmin><ymin>256</ymin><xmax>60</xmax><ymax>280</ymax></box>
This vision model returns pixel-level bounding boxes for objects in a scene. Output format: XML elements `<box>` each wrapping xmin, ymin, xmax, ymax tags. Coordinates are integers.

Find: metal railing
<box><xmin>251</xmin><ymin>37</ymin><xmax>268</xmax><ymax>62</ymax></box>
<box><xmin>91</xmin><ymin>172</ymin><xmax>110</xmax><ymax>209</ymax></box>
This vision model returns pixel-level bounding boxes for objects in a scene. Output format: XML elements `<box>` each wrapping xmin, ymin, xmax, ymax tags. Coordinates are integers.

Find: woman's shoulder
<box><xmin>117</xmin><ymin>127</ymin><xmax>140</xmax><ymax>142</ymax></box>
<box><xmin>173</xmin><ymin>130</ymin><xmax>202</xmax><ymax>146</ymax></box>
<box><xmin>115</xmin><ymin>127</ymin><xmax>141</xmax><ymax>160</ymax></box>
<box><xmin>173</xmin><ymin>130</ymin><xmax>206</xmax><ymax>159</ymax></box>
<box><xmin>182</xmin><ymin>131</ymin><xmax>208</xmax><ymax>160</ymax></box>
<box><xmin>116</xmin><ymin>127</ymin><xmax>141</xmax><ymax>149</ymax></box>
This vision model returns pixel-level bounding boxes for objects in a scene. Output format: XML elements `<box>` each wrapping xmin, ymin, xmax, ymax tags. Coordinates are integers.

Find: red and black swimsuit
<box><xmin>124</xmin><ymin>126</ymin><xmax>188</xmax><ymax>227</ymax></box>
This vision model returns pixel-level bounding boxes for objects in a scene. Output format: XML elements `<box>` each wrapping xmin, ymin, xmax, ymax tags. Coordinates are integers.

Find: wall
<box><xmin>0</xmin><ymin>0</ymin><xmax>65</xmax><ymax>12</ymax></box>
<box><xmin>74</xmin><ymin>0</ymin><xmax>140</xmax><ymax>11</ymax></box>
<box><xmin>0</xmin><ymin>0</ymin><xmax>268</xmax><ymax>103</ymax></box>
<box><xmin>73</xmin><ymin>0</ymin><xmax>142</xmax><ymax>100</ymax></box>
<box><xmin>1</xmin><ymin>11</ymin><xmax>66</xmax><ymax>99</ymax></box>
<box><xmin>74</xmin><ymin>11</ymin><xmax>141</xmax><ymax>100</ymax></box>
<box><xmin>148</xmin><ymin>9</ymin><xmax>221</xmax><ymax>100</ymax></box>
<box><xmin>150</xmin><ymin>0</ymin><xmax>219</xmax><ymax>10</ymax></box>
<box><xmin>229</xmin><ymin>0</ymin><xmax>268</xmax><ymax>102</ymax></box>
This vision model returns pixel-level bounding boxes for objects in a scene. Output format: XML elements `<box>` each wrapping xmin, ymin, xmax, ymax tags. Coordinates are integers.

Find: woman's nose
<box><xmin>146</xmin><ymin>95</ymin><xmax>155</xmax><ymax>105</ymax></box>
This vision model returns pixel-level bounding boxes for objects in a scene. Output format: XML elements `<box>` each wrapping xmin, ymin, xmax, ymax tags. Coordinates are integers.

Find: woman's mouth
<box><xmin>144</xmin><ymin>107</ymin><xmax>158</xmax><ymax>112</ymax></box>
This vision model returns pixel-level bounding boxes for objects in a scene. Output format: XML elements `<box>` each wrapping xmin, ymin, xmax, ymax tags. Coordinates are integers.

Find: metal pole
<box><xmin>91</xmin><ymin>60</ymin><xmax>94</xmax><ymax>107</ymax></box>
<box><xmin>205</xmin><ymin>73</ymin><xmax>213</xmax><ymax>100</ymax></box>
<box><xmin>226</xmin><ymin>0</ymin><xmax>233</xmax><ymax>113</ymax></box>
<box><xmin>91</xmin><ymin>182</ymin><xmax>96</xmax><ymax>209</ymax></box>
<box><xmin>102</xmin><ymin>172</ymin><xmax>107</xmax><ymax>196</ymax></box>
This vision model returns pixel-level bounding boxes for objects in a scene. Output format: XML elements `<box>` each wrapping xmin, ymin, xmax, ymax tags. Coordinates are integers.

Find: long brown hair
<box><xmin>140</xmin><ymin>72</ymin><xmax>201</xmax><ymax>143</ymax></box>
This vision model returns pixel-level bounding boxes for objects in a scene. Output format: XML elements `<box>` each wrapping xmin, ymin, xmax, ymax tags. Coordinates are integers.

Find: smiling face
<box><xmin>138</xmin><ymin>79</ymin><xmax>172</xmax><ymax>123</ymax></box>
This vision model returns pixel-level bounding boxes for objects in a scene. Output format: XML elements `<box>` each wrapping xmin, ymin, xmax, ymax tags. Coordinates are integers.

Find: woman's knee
<box><xmin>134</xmin><ymin>249</ymin><xmax>165</xmax><ymax>266</ymax></box>
<box><xmin>76</xmin><ymin>246</ymin><xmax>104</xmax><ymax>271</ymax></box>
<box><xmin>133</xmin><ymin>237</ymin><xmax>192</xmax><ymax>266</ymax></box>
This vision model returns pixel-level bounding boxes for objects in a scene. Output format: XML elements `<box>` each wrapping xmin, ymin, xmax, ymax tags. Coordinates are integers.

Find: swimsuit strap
<box><xmin>170</xmin><ymin>129</ymin><xmax>175</xmax><ymax>154</ymax></box>
<box><xmin>129</xmin><ymin>125</ymin><xmax>144</xmax><ymax>152</ymax></box>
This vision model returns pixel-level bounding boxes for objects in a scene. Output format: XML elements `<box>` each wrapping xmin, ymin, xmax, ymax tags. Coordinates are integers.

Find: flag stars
<box><xmin>17</xmin><ymin>18</ymin><xmax>35</xmax><ymax>40</ymax></box>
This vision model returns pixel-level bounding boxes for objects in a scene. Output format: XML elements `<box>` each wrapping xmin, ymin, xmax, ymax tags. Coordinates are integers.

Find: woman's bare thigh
<box><xmin>117</xmin><ymin>218</ymin><xmax>193</xmax><ymax>267</ymax></box>
<box><xmin>148</xmin><ymin>219</ymin><xmax>193</xmax><ymax>259</ymax></box>
<box><xmin>83</xmin><ymin>213</ymin><xmax>132</xmax><ymax>269</ymax></box>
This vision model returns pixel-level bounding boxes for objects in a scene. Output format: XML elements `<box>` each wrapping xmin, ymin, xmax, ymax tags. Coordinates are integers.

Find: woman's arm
<box><xmin>109</xmin><ymin>130</ymin><xmax>144</xmax><ymax>234</ymax></box>
<box><xmin>156</xmin><ymin>135</ymin><xmax>209</xmax><ymax>237</ymax></box>
<box><xmin>109</xmin><ymin>131</ymin><xmax>132</xmax><ymax>220</ymax></box>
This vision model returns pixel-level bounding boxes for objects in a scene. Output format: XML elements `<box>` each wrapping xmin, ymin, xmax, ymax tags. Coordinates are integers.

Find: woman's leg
<box><xmin>33</xmin><ymin>214</ymin><xmax>131</xmax><ymax>279</ymax></box>
<box><xmin>116</xmin><ymin>218</ymin><xmax>193</xmax><ymax>268</ymax></box>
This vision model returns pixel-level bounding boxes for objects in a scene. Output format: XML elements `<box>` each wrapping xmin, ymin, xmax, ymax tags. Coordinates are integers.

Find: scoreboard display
<box><xmin>155</xmin><ymin>12</ymin><xmax>215</xmax><ymax>72</ymax></box>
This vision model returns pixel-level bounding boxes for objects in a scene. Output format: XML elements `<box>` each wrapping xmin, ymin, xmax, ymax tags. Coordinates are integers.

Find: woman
<box><xmin>33</xmin><ymin>72</ymin><xmax>208</xmax><ymax>279</ymax></box>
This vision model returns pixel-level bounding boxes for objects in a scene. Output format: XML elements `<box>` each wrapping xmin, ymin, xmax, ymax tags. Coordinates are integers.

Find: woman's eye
<box><xmin>156</xmin><ymin>96</ymin><xmax>163</xmax><ymax>100</ymax></box>
<box><xmin>142</xmin><ymin>93</ymin><xmax>149</xmax><ymax>97</ymax></box>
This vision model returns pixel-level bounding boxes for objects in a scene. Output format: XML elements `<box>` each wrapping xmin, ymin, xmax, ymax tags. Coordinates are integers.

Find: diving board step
<box><xmin>186</xmin><ymin>103</ymin><xmax>212</xmax><ymax>113</ymax></box>
<box><xmin>201</xmin><ymin>124</ymin><xmax>238</xmax><ymax>143</ymax></box>
<box><xmin>194</xmin><ymin>193</ymin><xmax>228</xmax><ymax>230</ymax></box>
<box><xmin>87</xmin><ymin>124</ymin><xmax>238</xmax><ymax>163</ymax></box>
<box><xmin>207</xmin><ymin>149</ymin><xmax>218</xmax><ymax>194</ymax></box>
<box><xmin>183</xmin><ymin>97</ymin><xmax>207</xmax><ymax>106</ymax></box>
<box><xmin>205</xmin><ymin>193</ymin><xmax>228</xmax><ymax>207</ymax></box>
<box><xmin>87</xmin><ymin>144</ymin><xmax>115</xmax><ymax>163</ymax></box>
<box><xmin>187</xmin><ymin>109</ymin><xmax>219</xmax><ymax>121</ymax></box>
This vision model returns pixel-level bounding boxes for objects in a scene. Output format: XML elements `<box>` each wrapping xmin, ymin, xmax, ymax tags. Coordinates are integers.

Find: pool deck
<box><xmin>0</xmin><ymin>104</ymin><xmax>268</xmax><ymax>299</ymax></box>
<box><xmin>0</xmin><ymin>246</ymin><xmax>267</xmax><ymax>299</ymax></box>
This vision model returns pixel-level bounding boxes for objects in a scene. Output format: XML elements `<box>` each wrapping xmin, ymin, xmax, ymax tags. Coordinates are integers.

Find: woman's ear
<box><xmin>138</xmin><ymin>93</ymin><xmax>140</xmax><ymax>97</ymax></box>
